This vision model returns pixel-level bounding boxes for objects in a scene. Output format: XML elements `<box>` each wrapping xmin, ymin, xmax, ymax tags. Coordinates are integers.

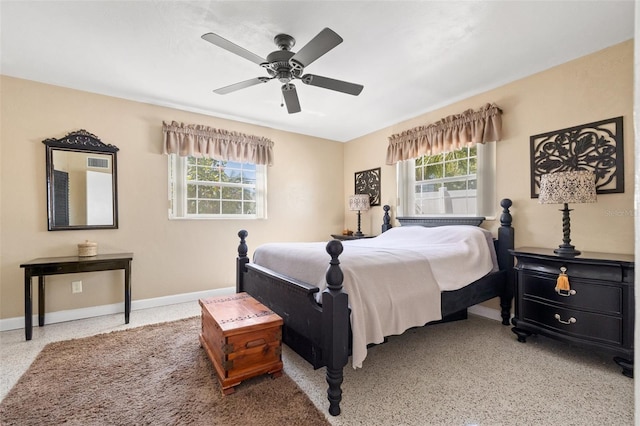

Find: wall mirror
<box><xmin>43</xmin><ymin>130</ymin><xmax>119</xmax><ymax>231</ymax></box>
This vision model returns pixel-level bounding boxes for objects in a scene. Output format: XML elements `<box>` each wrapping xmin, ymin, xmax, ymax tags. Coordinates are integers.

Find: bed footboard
<box><xmin>236</xmin><ymin>231</ymin><xmax>349</xmax><ymax>416</ymax></box>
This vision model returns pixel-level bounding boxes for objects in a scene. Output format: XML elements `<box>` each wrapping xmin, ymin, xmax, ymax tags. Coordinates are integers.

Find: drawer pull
<box><xmin>245</xmin><ymin>338</ymin><xmax>266</xmax><ymax>349</ymax></box>
<box><xmin>555</xmin><ymin>266</ymin><xmax>571</xmax><ymax>294</ymax></box>
<box><xmin>556</xmin><ymin>288</ymin><xmax>577</xmax><ymax>297</ymax></box>
<box><xmin>554</xmin><ymin>314</ymin><xmax>577</xmax><ymax>325</ymax></box>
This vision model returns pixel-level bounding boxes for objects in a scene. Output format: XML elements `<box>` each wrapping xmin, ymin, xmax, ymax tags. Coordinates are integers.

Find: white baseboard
<box><xmin>2</xmin><ymin>290</ymin><xmax>506</xmax><ymax>332</ymax></box>
<box><xmin>0</xmin><ymin>287</ymin><xmax>235</xmax><ymax>332</ymax></box>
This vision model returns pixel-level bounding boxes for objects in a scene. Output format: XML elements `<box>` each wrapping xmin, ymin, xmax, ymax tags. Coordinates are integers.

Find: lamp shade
<box><xmin>538</xmin><ymin>171</ymin><xmax>597</xmax><ymax>205</ymax></box>
<box><xmin>349</xmin><ymin>194</ymin><xmax>370</xmax><ymax>211</ymax></box>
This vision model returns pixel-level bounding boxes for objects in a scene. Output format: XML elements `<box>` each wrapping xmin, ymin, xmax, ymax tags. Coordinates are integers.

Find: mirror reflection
<box><xmin>44</xmin><ymin>130</ymin><xmax>119</xmax><ymax>231</ymax></box>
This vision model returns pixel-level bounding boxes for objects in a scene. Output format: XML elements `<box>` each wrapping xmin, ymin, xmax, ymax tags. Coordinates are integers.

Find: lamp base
<box><xmin>353</xmin><ymin>231</ymin><xmax>364</xmax><ymax>237</ymax></box>
<box><xmin>554</xmin><ymin>245</ymin><xmax>581</xmax><ymax>257</ymax></box>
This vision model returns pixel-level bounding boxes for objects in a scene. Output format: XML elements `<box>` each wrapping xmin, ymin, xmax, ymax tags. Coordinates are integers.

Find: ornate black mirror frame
<box><xmin>43</xmin><ymin>130</ymin><xmax>119</xmax><ymax>231</ymax></box>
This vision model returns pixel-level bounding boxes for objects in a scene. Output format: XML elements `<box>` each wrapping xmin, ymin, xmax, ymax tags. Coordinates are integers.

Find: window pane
<box><xmin>187</xmin><ymin>165</ymin><xmax>197</xmax><ymax>180</ymax></box>
<box><xmin>415</xmin><ymin>166</ymin><xmax>423</xmax><ymax>181</ymax></box>
<box><xmin>446</xmin><ymin>159</ymin><xmax>468</xmax><ymax>177</ymax></box>
<box><xmin>221</xmin><ymin>200</ymin><xmax>242</xmax><ymax>214</ymax></box>
<box><xmin>198</xmin><ymin>158</ymin><xmax>215</xmax><ymax>167</ymax></box>
<box><xmin>187</xmin><ymin>200</ymin><xmax>197</xmax><ymax>214</ymax></box>
<box><xmin>223</xmin><ymin>167</ymin><xmax>242</xmax><ymax>183</ymax></box>
<box><xmin>244</xmin><ymin>201</ymin><xmax>256</xmax><ymax>214</ymax></box>
<box><xmin>425</xmin><ymin>164</ymin><xmax>442</xmax><ymax>179</ymax></box>
<box><xmin>243</xmin><ymin>188</ymin><xmax>255</xmax><ymax>201</ymax></box>
<box><xmin>199</xmin><ymin>200</ymin><xmax>219</xmax><ymax>214</ymax></box>
<box><xmin>242</xmin><ymin>170</ymin><xmax>256</xmax><ymax>184</ymax></box>
<box><xmin>202</xmin><ymin>165</ymin><xmax>221</xmax><ymax>182</ymax></box>
<box><xmin>444</xmin><ymin>180</ymin><xmax>467</xmax><ymax>191</ymax></box>
<box><xmin>198</xmin><ymin>185</ymin><xmax>217</xmax><ymax>199</ymax></box>
<box><xmin>425</xmin><ymin>183</ymin><xmax>441</xmax><ymax>192</ymax></box>
<box><xmin>187</xmin><ymin>184</ymin><xmax>197</xmax><ymax>198</ymax></box>
<box><xmin>425</xmin><ymin>153</ymin><xmax>442</xmax><ymax>164</ymax></box>
<box><xmin>453</xmin><ymin>149</ymin><xmax>468</xmax><ymax>159</ymax></box>
<box><xmin>222</xmin><ymin>186</ymin><xmax>242</xmax><ymax>200</ymax></box>
<box><xmin>469</xmin><ymin>157</ymin><xmax>477</xmax><ymax>174</ymax></box>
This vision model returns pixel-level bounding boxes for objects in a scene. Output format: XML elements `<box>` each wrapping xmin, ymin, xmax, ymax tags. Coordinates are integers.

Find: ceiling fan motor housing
<box><xmin>264</xmin><ymin>38</ymin><xmax>301</xmax><ymax>83</ymax></box>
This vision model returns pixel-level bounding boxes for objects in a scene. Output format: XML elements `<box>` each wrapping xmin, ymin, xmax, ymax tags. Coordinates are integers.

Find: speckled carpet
<box><xmin>284</xmin><ymin>314</ymin><xmax>635</xmax><ymax>425</ymax></box>
<box><xmin>0</xmin><ymin>317</ymin><xmax>329</xmax><ymax>426</ymax></box>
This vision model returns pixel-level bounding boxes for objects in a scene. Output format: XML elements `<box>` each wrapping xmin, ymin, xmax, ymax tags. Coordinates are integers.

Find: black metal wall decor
<box><xmin>354</xmin><ymin>167</ymin><xmax>381</xmax><ymax>206</ymax></box>
<box><xmin>530</xmin><ymin>116</ymin><xmax>624</xmax><ymax>198</ymax></box>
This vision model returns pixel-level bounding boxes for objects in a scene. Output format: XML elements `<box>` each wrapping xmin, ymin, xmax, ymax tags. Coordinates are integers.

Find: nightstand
<box><xmin>510</xmin><ymin>247</ymin><xmax>634</xmax><ymax>377</ymax></box>
<box><xmin>330</xmin><ymin>234</ymin><xmax>375</xmax><ymax>241</ymax></box>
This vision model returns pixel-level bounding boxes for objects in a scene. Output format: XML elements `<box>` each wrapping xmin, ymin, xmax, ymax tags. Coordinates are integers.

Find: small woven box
<box><xmin>78</xmin><ymin>240</ymin><xmax>98</xmax><ymax>257</ymax></box>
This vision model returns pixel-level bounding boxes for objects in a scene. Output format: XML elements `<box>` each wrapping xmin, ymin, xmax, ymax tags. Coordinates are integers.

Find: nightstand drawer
<box><xmin>517</xmin><ymin>257</ymin><xmax>624</xmax><ymax>282</ymax></box>
<box><xmin>522</xmin><ymin>273</ymin><xmax>622</xmax><ymax>315</ymax></box>
<box><xmin>522</xmin><ymin>300</ymin><xmax>623</xmax><ymax>346</ymax></box>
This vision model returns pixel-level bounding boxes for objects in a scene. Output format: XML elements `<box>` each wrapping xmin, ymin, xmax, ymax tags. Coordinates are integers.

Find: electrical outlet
<box><xmin>71</xmin><ymin>281</ymin><xmax>82</xmax><ymax>293</ymax></box>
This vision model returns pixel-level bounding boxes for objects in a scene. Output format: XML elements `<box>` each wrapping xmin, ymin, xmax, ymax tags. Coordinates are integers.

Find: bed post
<box><xmin>497</xmin><ymin>199</ymin><xmax>514</xmax><ymax>325</ymax></box>
<box><xmin>382</xmin><ymin>204</ymin><xmax>392</xmax><ymax>233</ymax></box>
<box><xmin>322</xmin><ymin>240</ymin><xmax>349</xmax><ymax>416</ymax></box>
<box><xmin>236</xmin><ymin>230</ymin><xmax>249</xmax><ymax>293</ymax></box>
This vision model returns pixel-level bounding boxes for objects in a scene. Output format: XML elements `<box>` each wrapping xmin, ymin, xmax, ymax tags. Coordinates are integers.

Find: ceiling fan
<box><xmin>201</xmin><ymin>28</ymin><xmax>364</xmax><ymax>114</ymax></box>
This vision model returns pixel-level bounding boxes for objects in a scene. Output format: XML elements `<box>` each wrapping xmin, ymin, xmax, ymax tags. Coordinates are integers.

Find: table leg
<box><xmin>24</xmin><ymin>271</ymin><xmax>32</xmax><ymax>341</ymax></box>
<box><xmin>124</xmin><ymin>261</ymin><xmax>131</xmax><ymax>324</ymax></box>
<box><xmin>38</xmin><ymin>276</ymin><xmax>45</xmax><ymax>327</ymax></box>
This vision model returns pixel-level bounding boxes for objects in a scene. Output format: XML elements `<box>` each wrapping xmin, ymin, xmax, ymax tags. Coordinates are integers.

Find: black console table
<box><xmin>20</xmin><ymin>253</ymin><xmax>133</xmax><ymax>340</ymax></box>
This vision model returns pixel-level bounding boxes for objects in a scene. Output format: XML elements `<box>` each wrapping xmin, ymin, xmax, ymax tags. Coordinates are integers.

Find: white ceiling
<box><xmin>0</xmin><ymin>1</ymin><xmax>635</xmax><ymax>142</ymax></box>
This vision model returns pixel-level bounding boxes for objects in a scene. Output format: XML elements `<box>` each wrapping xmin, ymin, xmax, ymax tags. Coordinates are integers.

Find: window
<box><xmin>169</xmin><ymin>156</ymin><xmax>266</xmax><ymax>219</ymax></box>
<box><xmin>397</xmin><ymin>142</ymin><xmax>495</xmax><ymax>217</ymax></box>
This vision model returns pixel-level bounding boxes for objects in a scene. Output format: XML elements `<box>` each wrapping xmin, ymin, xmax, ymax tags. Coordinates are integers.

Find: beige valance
<box><xmin>163</xmin><ymin>121</ymin><xmax>274</xmax><ymax>166</ymax></box>
<box><xmin>386</xmin><ymin>103</ymin><xmax>502</xmax><ymax>165</ymax></box>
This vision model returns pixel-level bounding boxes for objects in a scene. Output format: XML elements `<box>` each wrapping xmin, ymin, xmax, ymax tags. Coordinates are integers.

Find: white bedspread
<box><xmin>253</xmin><ymin>225</ymin><xmax>496</xmax><ymax>368</ymax></box>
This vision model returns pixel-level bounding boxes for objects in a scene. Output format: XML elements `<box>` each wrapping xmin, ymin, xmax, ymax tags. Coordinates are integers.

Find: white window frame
<box><xmin>168</xmin><ymin>155</ymin><xmax>267</xmax><ymax>220</ymax></box>
<box><xmin>397</xmin><ymin>142</ymin><xmax>496</xmax><ymax>218</ymax></box>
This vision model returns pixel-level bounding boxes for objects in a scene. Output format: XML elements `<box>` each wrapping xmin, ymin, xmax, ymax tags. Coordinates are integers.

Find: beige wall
<box><xmin>344</xmin><ymin>40</ymin><xmax>635</xmax><ymax>257</ymax></box>
<box><xmin>1</xmin><ymin>40</ymin><xmax>633</xmax><ymax>322</ymax></box>
<box><xmin>0</xmin><ymin>76</ymin><xmax>344</xmax><ymax>320</ymax></box>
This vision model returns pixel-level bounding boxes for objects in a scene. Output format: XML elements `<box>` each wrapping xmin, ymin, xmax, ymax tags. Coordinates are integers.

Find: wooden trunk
<box><xmin>199</xmin><ymin>293</ymin><xmax>283</xmax><ymax>394</ymax></box>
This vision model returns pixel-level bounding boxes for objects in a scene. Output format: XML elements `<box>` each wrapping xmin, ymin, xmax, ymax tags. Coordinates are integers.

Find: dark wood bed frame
<box><xmin>236</xmin><ymin>198</ymin><xmax>514</xmax><ymax>416</ymax></box>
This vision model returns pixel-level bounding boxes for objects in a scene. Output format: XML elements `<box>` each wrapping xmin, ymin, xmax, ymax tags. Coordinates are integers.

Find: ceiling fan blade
<box><xmin>301</xmin><ymin>74</ymin><xmax>364</xmax><ymax>96</ymax></box>
<box><xmin>202</xmin><ymin>32</ymin><xmax>266</xmax><ymax>65</ymax></box>
<box><xmin>281</xmin><ymin>83</ymin><xmax>301</xmax><ymax>114</ymax></box>
<box><xmin>289</xmin><ymin>28</ymin><xmax>342</xmax><ymax>70</ymax></box>
<box><xmin>214</xmin><ymin>77</ymin><xmax>270</xmax><ymax>95</ymax></box>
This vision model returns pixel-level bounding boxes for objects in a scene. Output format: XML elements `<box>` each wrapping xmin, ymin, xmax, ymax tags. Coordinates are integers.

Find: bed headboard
<box><xmin>384</xmin><ymin>199</ymin><xmax>514</xmax><ymax>272</ymax></box>
<box><xmin>395</xmin><ymin>216</ymin><xmax>485</xmax><ymax>227</ymax></box>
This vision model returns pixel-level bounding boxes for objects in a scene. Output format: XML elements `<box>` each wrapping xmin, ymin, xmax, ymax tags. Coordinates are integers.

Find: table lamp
<box><xmin>538</xmin><ymin>170</ymin><xmax>597</xmax><ymax>257</ymax></box>
<box><xmin>349</xmin><ymin>194</ymin><xmax>370</xmax><ymax>237</ymax></box>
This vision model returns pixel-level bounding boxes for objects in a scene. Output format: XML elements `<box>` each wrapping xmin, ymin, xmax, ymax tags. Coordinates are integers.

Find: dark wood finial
<box><xmin>382</xmin><ymin>205</ymin><xmax>392</xmax><ymax>232</ymax></box>
<box><xmin>500</xmin><ymin>199</ymin><xmax>512</xmax><ymax>227</ymax></box>
<box><xmin>237</xmin><ymin>230</ymin><xmax>248</xmax><ymax>258</ymax></box>
<box><xmin>325</xmin><ymin>240</ymin><xmax>344</xmax><ymax>292</ymax></box>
